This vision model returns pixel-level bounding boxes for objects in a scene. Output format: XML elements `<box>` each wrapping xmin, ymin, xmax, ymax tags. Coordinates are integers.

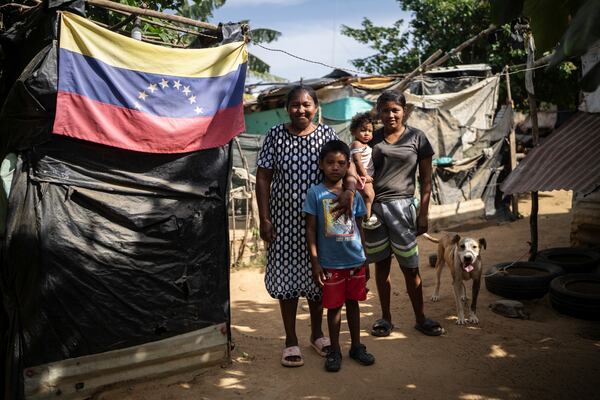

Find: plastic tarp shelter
<box><xmin>0</xmin><ymin>2</ymin><xmax>242</xmax><ymax>399</ymax></box>
<box><xmin>241</xmin><ymin>70</ymin><xmax>510</xmax><ymax>217</ymax></box>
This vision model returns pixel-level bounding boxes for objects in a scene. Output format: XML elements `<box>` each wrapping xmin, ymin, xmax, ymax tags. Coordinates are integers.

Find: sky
<box><xmin>209</xmin><ymin>0</ymin><xmax>411</xmax><ymax>82</ymax></box>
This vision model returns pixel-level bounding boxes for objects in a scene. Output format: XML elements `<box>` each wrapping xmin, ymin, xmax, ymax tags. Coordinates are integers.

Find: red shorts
<box><xmin>322</xmin><ymin>265</ymin><xmax>367</xmax><ymax>309</ymax></box>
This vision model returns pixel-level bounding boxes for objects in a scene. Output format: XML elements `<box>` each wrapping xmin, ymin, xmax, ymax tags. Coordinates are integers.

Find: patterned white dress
<box><xmin>257</xmin><ymin>123</ymin><xmax>338</xmax><ymax>300</ymax></box>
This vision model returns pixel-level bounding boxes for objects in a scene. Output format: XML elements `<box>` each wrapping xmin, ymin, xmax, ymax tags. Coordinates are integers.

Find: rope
<box><xmin>482</xmin><ymin>248</ymin><xmax>530</xmax><ymax>277</ymax></box>
<box><xmin>255</xmin><ymin>43</ymin><xmax>552</xmax><ymax>81</ymax></box>
<box><xmin>507</xmin><ymin>63</ymin><xmax>549</xmax><ymax>75</ymax></box>
<box><xmin>254</xmin><ymin>43</ymin><xmax>371</xmax><ymax>76</ymax></box>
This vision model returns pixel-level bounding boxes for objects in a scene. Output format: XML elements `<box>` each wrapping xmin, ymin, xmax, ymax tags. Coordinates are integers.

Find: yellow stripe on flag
<box><xmin>59</xmin><ymin>12</ymin><xmax>247</xmax><ymax>78</ymax></box>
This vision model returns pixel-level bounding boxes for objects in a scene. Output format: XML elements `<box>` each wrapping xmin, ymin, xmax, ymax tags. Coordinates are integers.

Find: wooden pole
<box><xmin>430</xmin><ymin>25</ymin><xmax>496</xmax><ymax>68</ymax></box>
<box><xmin>395</xmin><ymin>49</ymin><xmax>443</xmax><ymax>91</ymax></box>
<box><xmin>86</xmin><ymin>0</ymin><xmax>219</xmax><ymax>31</ymax></box>
<box><xmin>525</xmin><ymin>33</ymin><xmax>540</xmax><ymax>261</ymax></box>
<box><xmin>504</xmin><ymin>66</ymin><xmax>519</xmax><ymax>218</ymax></box>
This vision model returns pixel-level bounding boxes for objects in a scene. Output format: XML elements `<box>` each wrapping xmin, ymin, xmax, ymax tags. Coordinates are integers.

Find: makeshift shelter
<box><xmin>0</xmin><ymin>2</ymin><xmax>246</xmax><ymax>399</ymax></box>
<box><xmin>242</xmin><ymin>65</ymin><xmax>511</xmax><ymax>226</ymax></box>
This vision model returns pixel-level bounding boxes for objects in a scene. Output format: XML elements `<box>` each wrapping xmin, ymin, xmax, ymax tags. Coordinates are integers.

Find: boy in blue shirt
<box><xmin>303</xmin><ymin>140</ymin><xmax>375</xmax><ymax>372</ymax></box>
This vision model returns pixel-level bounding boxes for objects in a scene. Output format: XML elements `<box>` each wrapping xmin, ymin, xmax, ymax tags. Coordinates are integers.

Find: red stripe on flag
<box><xmin>53</xmin><ymin>91</ymin><xmax>245</xmax><ymax>153</ymax></box>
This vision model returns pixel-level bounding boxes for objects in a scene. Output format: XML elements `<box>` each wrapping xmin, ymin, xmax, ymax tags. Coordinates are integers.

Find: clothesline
<box><xmin>255</xmin><ymin>43</ymin><xmax>552</xmax><ymax>80</ymax></box>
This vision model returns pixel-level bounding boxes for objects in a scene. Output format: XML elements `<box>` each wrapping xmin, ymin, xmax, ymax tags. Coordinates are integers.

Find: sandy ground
<box><xmin>98</xmin><ymin>191</ymin><xmax>600</xmax><ymax>400</ymax></box>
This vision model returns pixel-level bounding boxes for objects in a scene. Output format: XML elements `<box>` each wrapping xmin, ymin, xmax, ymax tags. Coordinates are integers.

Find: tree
<box><xmin>341</xmin><ymin>0</ymin><xmax>580</xmax><ymax>110</ymax></box>
<box><xmin>84</xmin><ymin>1</ymin><xmax>282</xmax><ymax>79</ymax></box>
<box><xmin>490</xmin><ymin>0</ymin><xmax>600</xmax><ymax>92</ymax></box>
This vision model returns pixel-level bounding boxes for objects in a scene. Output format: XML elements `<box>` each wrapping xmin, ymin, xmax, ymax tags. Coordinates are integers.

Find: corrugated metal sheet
<box><xmin>500</xmin><ymin>112</ymin><xmax>600</xmax><ymax>195</ymax></box>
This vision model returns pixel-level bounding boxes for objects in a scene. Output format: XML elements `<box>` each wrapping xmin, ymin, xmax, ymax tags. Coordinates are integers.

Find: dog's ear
<box><xmin>479</xmin><ymin>238</ymin><xmax>487</xmax><ymax>250</ymax></box>
<box><xmin>452</xmin><ymin>234</ymin><xmax>461</xmax><ymax>244</ymax></box>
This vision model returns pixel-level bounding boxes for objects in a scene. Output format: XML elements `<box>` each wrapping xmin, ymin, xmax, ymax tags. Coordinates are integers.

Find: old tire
<box><xmin>485</xmin><ymin>261</ymin><xmax>565</xmax><ymax>300</ymax></box>
<box><xmin>549</xmin><ymin>274</ymin><xmax>600</xmax><ymax>320</ymax></box>
<box><xmin>536</xmin><ymin>247</ymin><xmax>600</xmax><ymax>273</ymax></box>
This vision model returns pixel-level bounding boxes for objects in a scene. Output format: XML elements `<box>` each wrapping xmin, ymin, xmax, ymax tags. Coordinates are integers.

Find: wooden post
<box><xmin>430</xmin><ymin>25</ymin><xmax>497</xmax><ymax>68</ymax></box>
<box><xmin>525</xmin><ymin>33</ymin><xmax>540</xmax><ymax>261</ymax></box>
<box><xmin>395</xmin><ymin>49</ymin><xmax>443</xmax><ymax>91</ymax></box>
<box><xmin>86</xmin><ymin>0</ymin><xmax>219</xmax><ymax>31</ymax></box>
<box><xmin>504</xmin><ymin>66</ymin><xmax>519</xmax><ymax>217</ymax></box>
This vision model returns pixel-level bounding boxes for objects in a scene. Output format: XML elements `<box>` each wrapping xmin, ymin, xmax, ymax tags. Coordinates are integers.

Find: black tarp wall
<box><xmin>0</xmin><ymin>2</ymin><xmax>236</xmax><ymax>398</ymax></box>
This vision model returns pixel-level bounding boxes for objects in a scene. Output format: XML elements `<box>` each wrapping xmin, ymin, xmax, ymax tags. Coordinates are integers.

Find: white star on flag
<box><xmin>182</xmin><ymin>86</ymin><xmax>191</xmax><ymax>96</ymax></box>
<box><xmin>159</xmin><ymin>78</ymin><xmax>169</xmax><ymax>89</ymax></box>
<box><xmin>138</xmin><ymin>91</ymin><xmax>148</xmax><ymax>100</ymax></box>
<box><xmin>147</xmin><ymin>83</ymin><xmax>157</xmax><ymax>93</ymax></box>
<box><xmin>194</xmin><ymin>106</ymin><xmax>204</xmax><ymax>115</ymax></box>
<box><xmin>134</xmin><ymin>102</ymin><xmax>142</xmax><ymax>110</ymax></box>
<box><xmin>188</xmin><ymin>95</ymin><xmax>197</xmax><ymax>104</ymax></box>
<box><xmin>173</xmin><ymin>80</ymin><xmax>182</xmax><ymax>90</ymax></box>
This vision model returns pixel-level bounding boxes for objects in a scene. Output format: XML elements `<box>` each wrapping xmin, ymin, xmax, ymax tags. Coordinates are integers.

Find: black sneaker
<box><xmin>349</xmin><ymin>344</ymin><xmax>375</xmax><ymax>366</ymax></box>
<box><xmin>324</xmin><ymin>349</ymin><xmax>342</xmax><ymax>372</ymax></box>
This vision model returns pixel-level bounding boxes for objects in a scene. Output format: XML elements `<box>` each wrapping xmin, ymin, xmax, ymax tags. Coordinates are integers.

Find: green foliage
<box><xmin>341</xmin><ymin>19</ymin><xmax>415</xmax><ymax>74</ymax></box>
<box><xmin>490</xmin><ymin>0</ymin><xmax>600</xmax><ymax>91</ymax></box>
<box><xmin>86</xmin><ymin>1</ymin><xmax>283</xmax><ymax>79</ymax></box>
<box><xmin>177</xmin><ymin>0</ymin><xmax>226</xmax><ymax>21</ymax></box>
<box><xmin>341</xmin><ymin>0</ymin><xmax>581</xmax><ymax>110</ymax></box>
<box><xmin>245</xmin><ymin>25</ymin><xmax>284</xmax><ymax>78</ymax></box>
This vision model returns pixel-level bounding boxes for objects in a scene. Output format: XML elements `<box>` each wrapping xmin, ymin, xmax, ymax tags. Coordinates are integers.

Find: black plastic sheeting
<box><xmin>0</xmin><ymin>2</ymin><xmax>236</xmax><ymax>399</ymax></box>
<box><xmin>1</xmin><ymin>138</ymin><xmax>232</xmax><ymax>399</ymax></box>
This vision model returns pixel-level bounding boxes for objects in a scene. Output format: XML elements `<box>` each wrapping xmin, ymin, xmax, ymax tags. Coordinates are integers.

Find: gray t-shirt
<box><xmin>370</xmin><ymin>126</ymin><xmax>435</xmax><ymax>202</ymax></box>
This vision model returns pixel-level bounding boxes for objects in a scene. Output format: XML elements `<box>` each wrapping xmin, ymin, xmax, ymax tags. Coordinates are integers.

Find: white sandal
<box><xmin>281</xmin><ymin>346</ymin><xmax>304</xmax><ymax>367</ymax></box>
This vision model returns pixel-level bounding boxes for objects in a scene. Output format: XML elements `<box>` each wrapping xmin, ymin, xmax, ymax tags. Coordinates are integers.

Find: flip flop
<box><xmin>371</xmin><ymin>319</ymin><xmax>394</xmax><ymax>337</ymax></box>
<box><xmin>310</xmin><ymin>336</ymin><xmax>331</xmax><ymax>357</ymax></box>
<box><xmin>414</xmin><ymin>317</ymin><xmax>445</xmax><ymax>336</ymax></box>
<box><xmin>281</xmin><ymin>346</ymin><xmax>304</xmax><ymax>367</ymax></box>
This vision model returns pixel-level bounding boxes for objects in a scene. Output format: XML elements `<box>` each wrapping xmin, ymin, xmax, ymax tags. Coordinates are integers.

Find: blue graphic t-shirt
<box><xmin>303</xmin><ymin>183</ymin><xmax>367</xmax><ymax>269</ymax></box>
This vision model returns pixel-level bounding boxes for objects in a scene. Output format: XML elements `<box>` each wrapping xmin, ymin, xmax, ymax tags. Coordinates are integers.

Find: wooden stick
<box><xmin>139</xmin><ymin>16</ymin><xmax>217</xmax><ymax>39</ymax></box>
<box><xmin>109</xmin><ymin>13</ymin><xmax>135</xmax><ymax>31</ymax></box>
<box><xmin>396</xmin><ymin>49</ymin><xmax>443</xmax><ymax>91</ymax></box>
<box><xmin>504</xmin><ymin>66</ymin><xmax>519</xmax><ymax>218</ymax></box>
<box><xmin>86</xmin><ymin>0</ymin><xmax>219</xmax><ymax>31</ymax></box>
<box><xmin>0</xmin><ymin>3</ymin><xmax>33</xmax><ymax>10</ymax></box>
<box><xmin>141</xmin><ymin>36</ymin><xmax>187</xmax><ymax>48</ymax></box>
<box><xmin>430</xmin><ymin>25</ymin><xmax>496</xmax><ymax>68</ymax></box>
<box><xmin>102</xmin><ymin>6</ymin><xmax>218</xmax><ymax>39</ymax></box>
<box><xmin>525</xmin><ymin>35</ymin><xmax>540</xmax><ymax>262</ymax></box>
<box><xmin>509</xmin><ymin>52</ymin><xmax>555</xmax><ymax>70</ymax></box>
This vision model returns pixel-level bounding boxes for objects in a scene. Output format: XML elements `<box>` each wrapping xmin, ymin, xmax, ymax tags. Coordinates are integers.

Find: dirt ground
<box><xmin>98</xmin><ymin>191</ymin><xmax>600</xmax><ymax>400</ymax></box>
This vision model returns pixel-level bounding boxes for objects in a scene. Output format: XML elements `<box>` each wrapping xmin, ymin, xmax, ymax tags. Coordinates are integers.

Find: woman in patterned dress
<box><xmin>256</xmin><ymin>85</ymin><xmax>357</xmax><ymax>367</ymax></box>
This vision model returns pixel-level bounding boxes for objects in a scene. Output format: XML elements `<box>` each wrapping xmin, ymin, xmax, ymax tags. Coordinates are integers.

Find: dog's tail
<box><xmin>422</xmin><ymin>233</ymin><xmax>439</xmax><ymax>243</ymax></box>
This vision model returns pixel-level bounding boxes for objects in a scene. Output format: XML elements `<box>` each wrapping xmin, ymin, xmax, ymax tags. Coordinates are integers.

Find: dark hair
<box><xmin>319</xmin><ymin>140</ymin><xmax>350</xmax><ymax>162</ymax></box>
<box><xmin>350</xmin><ymin>112</ymin><xmax>373</xmax><ymax>133</ymax></box>
<box><xmin>285</xmin><ymin>85</ymin><xmax>319</xmax><ymax>108</ymax></box>
<box><xmin>376</xmin><ymin>90</ymin><xmax>406</xmax><ymax>111</ymax></box>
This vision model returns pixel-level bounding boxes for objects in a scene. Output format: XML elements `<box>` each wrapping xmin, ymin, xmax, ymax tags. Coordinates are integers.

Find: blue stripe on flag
<box><xmin>58</xmin><ymin>48</ymin><xmax>246</xmax><ymax>119</ymax></box>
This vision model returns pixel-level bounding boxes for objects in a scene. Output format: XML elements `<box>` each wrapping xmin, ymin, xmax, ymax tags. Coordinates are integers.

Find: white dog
<box><xmin>424</xmin><ymin>233</ymin><xmax>486</xmax><ymax>325</ymax></box>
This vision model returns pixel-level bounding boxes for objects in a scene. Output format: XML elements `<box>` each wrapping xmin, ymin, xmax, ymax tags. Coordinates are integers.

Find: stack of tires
<box><xmin>538</xmin><ymin>248</ymin><xmax>600</xmax><ymax>320</ymax></box>
<box><xmin>485</xmin><ymin>261</ymin><xmax>564</xmax><ymax>299</ymax></box>
<box><xmin>485</xmin><ymin>247</ymin><xmax>600</xmax><ymax>320</ymax></box>
<box><xmin>549</xmin><ymin>274</ymin><xmax>600</xmax><ymax>320</ymax></box>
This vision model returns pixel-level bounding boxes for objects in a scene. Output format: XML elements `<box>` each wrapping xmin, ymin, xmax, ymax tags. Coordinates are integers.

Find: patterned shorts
<box><xmin>364</xmin><ymin>198</ymin><xmax>419</xmax><ymax>268</ymax></box>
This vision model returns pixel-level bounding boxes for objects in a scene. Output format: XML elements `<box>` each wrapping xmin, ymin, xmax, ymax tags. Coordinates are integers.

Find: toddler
<box><xmin>349</xmin><ymin>112</ymin><xmax>377</xmax><ymax>227</ymax></box>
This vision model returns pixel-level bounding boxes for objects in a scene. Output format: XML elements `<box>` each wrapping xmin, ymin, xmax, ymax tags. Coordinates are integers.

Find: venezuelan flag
<box><xmin>53</xmin><ymin>12</ymin><xmax>247</xmax><ymax>153</ymax></box>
